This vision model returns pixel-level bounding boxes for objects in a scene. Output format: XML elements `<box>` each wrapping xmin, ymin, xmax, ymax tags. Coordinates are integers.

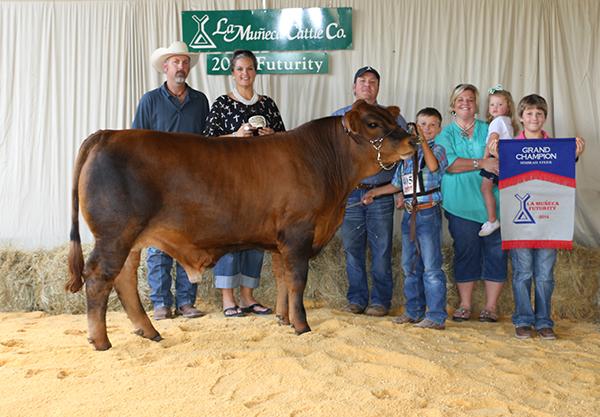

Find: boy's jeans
<box><xmin>510</xmin><ymin>248</ymin><xmax>557</xmax><ymax>330</ymax></box>
<box><xmin>146</xmin><ymin>247</ymin><xmax>198</xmax><ymax>310</ymax></box>
<box><xmin>401</xmin><ymin>205</ymin><xmax>447</xmax><ymax>324</ymax></box>
<box><xmin>341</xmin><ymin>190</ymin><xmax>394</xmax><ymax>309</ymax></box>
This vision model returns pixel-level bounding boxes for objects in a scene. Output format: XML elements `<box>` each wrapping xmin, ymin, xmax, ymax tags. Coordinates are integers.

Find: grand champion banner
<box><xmin>499</xmin><ymin>138</ymin><xmax>576</xmax><ymax>250</ymax></box>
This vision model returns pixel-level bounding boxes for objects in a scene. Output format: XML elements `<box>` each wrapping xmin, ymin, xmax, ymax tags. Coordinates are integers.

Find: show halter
<box><xmin>406</xmin><ymin>121</ymin><xmax>424</xmax><ymax>272</ymax></box>
<box><xmin>341</xmin><ymin>117</ymin><xmax>399</xmax><ymax>171</ymax></box>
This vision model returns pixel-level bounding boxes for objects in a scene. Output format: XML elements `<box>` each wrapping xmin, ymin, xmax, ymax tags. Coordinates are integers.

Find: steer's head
<box><xmin>342</xmin><ymin>100</ymin><xmax>416</xmax><ymax>168</ymax></box>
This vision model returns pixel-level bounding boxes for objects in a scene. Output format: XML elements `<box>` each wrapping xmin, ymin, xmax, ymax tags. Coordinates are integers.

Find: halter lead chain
<box><xmin>369</xmin><ymin>135</ymin><xmax>397</xmax><ymax>170</ymax></box>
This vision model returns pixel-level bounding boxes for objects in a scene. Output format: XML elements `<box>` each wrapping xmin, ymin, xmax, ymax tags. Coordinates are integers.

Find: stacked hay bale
<box><xmin>1</xmin><ymin>238</ymin><xmax>599</xmax><ymax>320</ymax></box>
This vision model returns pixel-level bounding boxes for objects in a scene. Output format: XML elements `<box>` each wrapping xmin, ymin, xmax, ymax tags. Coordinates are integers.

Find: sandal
<box><xmin>452</xmin><ymin>307</ymin><xmax>471</xmax><ymax>322</ymax></box>
<box><xmin>240</xmin><ymin>303</ymin><xmax>273</xmax><ymax>315</ymax></box>
<box><xmin>479</xmin><ymin>309</ymin><xmax>498</xmax><ymax>323</ymax></box>
<box><xmin>223</xmin><ymin>305</ymin><xmax>246</xmax><ymax>317</ymax></box>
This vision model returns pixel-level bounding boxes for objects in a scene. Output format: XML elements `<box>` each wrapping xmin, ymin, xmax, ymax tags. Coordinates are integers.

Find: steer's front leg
<box><xmin>278</xmin><ymin>224</ymin><xmax>314</xmax><ymax>334</ymax></box>
<box><xmin>271</xmin><ymin>252</ymin><xmax>290</xmax><ymax>325</ymax></box>
<box><xmin>282</xmin><ymin>255</ymin><xmax>311</xmax><ymax>334</ymax></box>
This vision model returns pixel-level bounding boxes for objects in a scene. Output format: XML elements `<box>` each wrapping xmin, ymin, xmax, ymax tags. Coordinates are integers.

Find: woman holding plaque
<box><xmin>203</xmin><ymin>49</ymin><xmax>285</xmax><ymax>317</ymax></box>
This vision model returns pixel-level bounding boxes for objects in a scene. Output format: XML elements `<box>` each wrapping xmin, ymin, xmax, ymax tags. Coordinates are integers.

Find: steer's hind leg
<box><xmin>114</xmin><ymin>249</ymin><xmax>161</xmax><ymax>342</ymax></box>
<box><xmin>84</xmin><ymin>235</ymin><xmax>140</xmax><ymax>351</ymax></box>
<box><xmin>271</xmin><ymin>252</ymin><xmax>289</xmax><ymax>325</ymax></box>
<box><xmin>84</xmin><ymin>248</ymin><xmax>118</xmax><ymax>351</ymax></box>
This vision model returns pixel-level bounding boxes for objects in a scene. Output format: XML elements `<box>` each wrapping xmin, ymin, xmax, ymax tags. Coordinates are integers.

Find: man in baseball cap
<box><xmin>132</xmin><ymin>41</ymin><xmax>209</xmax><ymax>320</ymax></box>
<box><xmin>353</xmin><ymin>66</ymin><xmax>381</xmax><ymax>83</ymax></box>
<box><xmin>331</xmin><ymin>66</ymin><xmax>408</xmax><ymax>318</ymax></box>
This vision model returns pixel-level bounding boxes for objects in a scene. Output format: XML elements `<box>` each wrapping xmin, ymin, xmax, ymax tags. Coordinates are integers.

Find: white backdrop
<box><xmin>1</xmin><ymin>0</ymin><xmax>599</xmax><ymax>249</ymax></box>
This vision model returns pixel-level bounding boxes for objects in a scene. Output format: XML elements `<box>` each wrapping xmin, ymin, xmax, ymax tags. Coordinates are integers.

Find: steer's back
<box><xmin>79</xmin><ymin>121</ymin><xmax>351</xmax><ymax>254</ymax></box>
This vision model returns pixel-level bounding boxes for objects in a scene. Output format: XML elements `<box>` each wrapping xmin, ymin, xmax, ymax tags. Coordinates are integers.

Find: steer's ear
<box><xmin>386</xmin><ymin>106</ymin><xmax>401</xmax><ymax>119</ymax></box>
<box><xmin>343</xmin><ymin>109</ymin><xmax>362</xmax><ymax>135</ymax></box>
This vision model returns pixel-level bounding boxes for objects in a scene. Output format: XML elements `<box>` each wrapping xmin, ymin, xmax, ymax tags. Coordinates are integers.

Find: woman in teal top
<box><xmin>435</xmin><ymin>84</ymin><xmax>507</xmax><ymax>323</ymax></box>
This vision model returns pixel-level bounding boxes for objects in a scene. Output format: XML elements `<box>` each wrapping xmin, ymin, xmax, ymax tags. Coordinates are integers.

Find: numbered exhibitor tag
<box><xmin>401</xmin><ymin>173</ymin><xmax>422</xmax><ymax>196</ymax></box>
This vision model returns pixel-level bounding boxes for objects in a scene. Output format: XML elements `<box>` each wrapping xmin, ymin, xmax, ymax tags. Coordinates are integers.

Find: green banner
<box><xmin>182</xmin><ymin>8</ymin><xmax>352</xmax><ymax>52</ymax></box>
<box><xmin>207</xmin><ymin>52</ymin><xmax>328</xmax><ymax>75</ymax></box>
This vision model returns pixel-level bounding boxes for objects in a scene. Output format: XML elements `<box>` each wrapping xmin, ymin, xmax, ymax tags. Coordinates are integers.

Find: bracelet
<box><xmin>472</xmin><ymin>159</ymin><xmax>480</xmax><ymax>169</ymax></box>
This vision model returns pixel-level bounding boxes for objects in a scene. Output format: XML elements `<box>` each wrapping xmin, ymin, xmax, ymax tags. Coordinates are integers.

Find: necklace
<box><xmin>455</xmin><ymin>120</ymin><xmax>475</xmax><ymax>137</ymax></box>
<box><xmin>166</xmin><ymin>85</ymin><xmax>187</xmax><ymax>100</ymax></box>
<box><xmin>232</xmin><ymin>87</ymin><xmax>259</xmax><ymax>106</ymax></box>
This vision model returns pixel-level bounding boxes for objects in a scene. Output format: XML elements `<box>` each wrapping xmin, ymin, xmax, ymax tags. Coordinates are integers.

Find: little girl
<box><xmin>478</xmin><ymin>85</ymin><xmax>519</xmax><ymax>236</ymax></box>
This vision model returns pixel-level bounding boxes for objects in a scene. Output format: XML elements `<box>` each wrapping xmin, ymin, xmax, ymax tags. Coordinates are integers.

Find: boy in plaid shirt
<box><xmin>362</xmin><ymin>107</ymin><xmax>448</xmax><ymax>329</ymax></box>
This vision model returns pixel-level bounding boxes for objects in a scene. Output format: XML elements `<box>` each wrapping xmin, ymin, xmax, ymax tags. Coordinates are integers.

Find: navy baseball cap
<box><xmin>353</xmin><ymin>66</ymin><xmax>380</xmax><ymax>83</ymax></box>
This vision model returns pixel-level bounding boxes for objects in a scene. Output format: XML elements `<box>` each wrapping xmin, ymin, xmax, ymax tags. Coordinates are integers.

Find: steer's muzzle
<box><xmin>391</xmin><ymin>126</ymin><xmax>418</xmax><ymax>150</ymax></box>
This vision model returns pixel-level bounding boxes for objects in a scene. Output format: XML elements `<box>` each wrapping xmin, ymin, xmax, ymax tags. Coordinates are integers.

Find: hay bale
<box><xmin>0</xmin><ymin>249</ymin><xmax>36</xmax><ymax>311</ymax></box>
<box><xmin>1</xmin><ymin>239</ymin><xmax>599</xmax><ymax>321</ymax></box>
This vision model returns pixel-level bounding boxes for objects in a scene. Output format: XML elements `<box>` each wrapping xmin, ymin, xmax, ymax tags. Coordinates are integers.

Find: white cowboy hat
<box><xmin>150</xmin><ymin>41</ymin><xmax>199</xmax><ymax>73</ymax></box>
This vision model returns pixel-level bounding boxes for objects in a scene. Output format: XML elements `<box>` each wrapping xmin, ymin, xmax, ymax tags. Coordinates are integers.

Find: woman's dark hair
<box><xmin>230</xmin><ymin>50</ymin><xmax>258</xmax><ymax>71</ymax></box>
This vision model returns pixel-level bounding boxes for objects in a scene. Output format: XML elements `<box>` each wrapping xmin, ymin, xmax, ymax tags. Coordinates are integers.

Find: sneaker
<box><xmin>515</xmin><ymin>326</ymin><xmax>533</xmax><ymax>339</ymax></box>
<box><xmin>413</xmin><ymin>319</ymin><xmax>445</xmax><ymax>330</ymax></box>
<box><xmin>538</xmin><ymin>327</ymin><xmax>557</xmax><ymax>340</ymax></box>
<box><xmin>176</xmin><ymin>304</ymin><xmax>205</xmax><ymax>319</ymax></box>
<box><xmin>153</xmin><ymin>307</ymin><xmax>173</xmax><ymax>321</ymax></box>
<box><xmin>392</xmin><ymin>313</ymin><xmax>421</xmax><ymax>324</ymax></box>
<box><xmin>479</xmin><ymin>220</ymin><xmax>500</xmax><ymax>237</ymax></box>
<box><xmin>342</xmin><ymin>303</ymin><xmax>365</xmax><ymax>314</ymax></box>
<box><xmin>364</xmin><ymin>305</ymin><xmax>389</xmax><ymax>317</ymax></box>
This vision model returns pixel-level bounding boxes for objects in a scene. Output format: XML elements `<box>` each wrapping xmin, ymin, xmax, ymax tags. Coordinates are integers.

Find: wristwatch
<box><xmin>473</xmin><ymin>159</ymin><xmax>480</xmax><ymax>169</ymax></box>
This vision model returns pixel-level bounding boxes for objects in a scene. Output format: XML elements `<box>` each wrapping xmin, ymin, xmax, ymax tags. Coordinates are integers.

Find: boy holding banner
<box><xmin>495</xmin><ymin>94</ymin><xmax>585</xmax><ymax>340</ymax></box>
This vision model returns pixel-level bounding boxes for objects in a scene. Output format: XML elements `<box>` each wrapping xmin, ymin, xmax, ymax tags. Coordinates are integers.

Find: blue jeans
<box><xmin>445</xmin><ymin>211</ymin><xmax>507</xmax><ymax>282</ymax></box>
<box><xmin>401</xmin><ymin>205</ymin><xmax>448</xmax><ymax>324</ymax></box>
<box><xmin>146</xmin><ymin>247</ymin><xmax>197</xmax><ymax>309</ymax></box>
<box><xmin>341</xmin><ymin>189</ymin><xmax>394</xmax><ymax>309</ymax></box>
<box><xmin>213</xmin><ymin>249</ymin><xmax>264</xmax><ymax>289</ymax></box>
<box><xmin>510</xmin><ymin>248</ymin><xmax>557</xmax><ymax>330</ymax></box>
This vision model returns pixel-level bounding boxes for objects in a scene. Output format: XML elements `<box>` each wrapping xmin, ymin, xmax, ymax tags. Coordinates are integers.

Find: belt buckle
<box><xmin>404</xmin><ymin>201</ymin><xmax>413</xmax><ymax>213</ymax></box>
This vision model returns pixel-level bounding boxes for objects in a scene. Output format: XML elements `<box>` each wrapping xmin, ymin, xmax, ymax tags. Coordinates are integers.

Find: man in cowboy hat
<box><xmin>132</xmin><ymin>40</ymin><xmax>209</xmax><ymax>320</ymax></box>
<box><xmin>332</xmin><ymin>66</ymin><xmax>408</xmax><ymax>317</ymax></box>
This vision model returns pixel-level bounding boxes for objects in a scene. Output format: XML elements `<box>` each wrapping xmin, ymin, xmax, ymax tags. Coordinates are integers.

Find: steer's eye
<box><xmin>367</xmin><ymin>123</ymin><xmax>378</xmax><ymax>129</ymax></box>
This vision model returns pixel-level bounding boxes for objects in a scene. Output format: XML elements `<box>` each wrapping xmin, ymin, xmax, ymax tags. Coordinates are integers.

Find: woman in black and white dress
<box><xmin>203</xmin><ymin>49</ymin><xmax>285</xmax><ymax>317</ymax></box>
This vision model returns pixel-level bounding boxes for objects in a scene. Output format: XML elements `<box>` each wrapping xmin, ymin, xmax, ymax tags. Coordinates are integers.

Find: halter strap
<box><xmin>341</xmin><ymin>117</ymin><xmax>398</xmax><ymax>170</ymax></box>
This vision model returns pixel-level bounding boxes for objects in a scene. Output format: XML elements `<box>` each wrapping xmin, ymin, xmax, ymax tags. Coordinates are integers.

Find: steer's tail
<box><xmin>66</xmin><ymin>131</ymin><xmax>106</xmax><ymax>293</ymax></box>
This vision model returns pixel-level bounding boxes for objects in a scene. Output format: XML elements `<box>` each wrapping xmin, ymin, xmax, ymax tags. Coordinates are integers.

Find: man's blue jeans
<box><xmin>510</xmin><ymin>248</ymin><xmax>557</xmax><ymax>330</ymax></box>
<box><xmin>341</xmin><ymin>189</ymin><xmax>394</xmax><ymax>309</ymax></box>
<box><xmin>146</xmin><ymin>247</ymin><xmax>197</xmax><ymax>309</ymax></box>
<box><xmin>401</xmin><ymin>205</ymin><xmax>447</xmax><ymax>324</ymax></box>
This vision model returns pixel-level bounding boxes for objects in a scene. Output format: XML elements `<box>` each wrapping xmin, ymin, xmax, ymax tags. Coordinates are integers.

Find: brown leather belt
<box><xmin>404</xmin><ymin>200</ymin><xmax>439</xmax><ymax>213</ymax></box>
<box><xmin>355</xmin><ymin>182</ymin><xmax>387</xmax><ymax>190</ymax></box>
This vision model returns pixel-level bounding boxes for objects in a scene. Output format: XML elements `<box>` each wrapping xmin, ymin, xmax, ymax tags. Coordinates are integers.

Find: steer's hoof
<box><xmin>276</xmin><ymin>315</ymin><xmax>290</xmax><ymax>326</ymax></box>
<box><xmin>132</xmin><ymin>328</ymin><xmax>162</xmax><ymax>342</ymax></box>
<box><xmin>294</xmin><ymin>325</ymin><xmax>311</xmax><ymax>335</ymax></box>
<box><xmin>88</xmin><ymin>338</ymin><xmax>112</xmax><ymax>351</ymax></box>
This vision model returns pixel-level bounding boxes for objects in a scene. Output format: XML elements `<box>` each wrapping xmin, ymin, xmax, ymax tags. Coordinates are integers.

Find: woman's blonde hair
<box><xmin>449</xmin><ymin>83</ymin><xmax>480</xmax><ymax>114</ymax></box>
<box><xmin>486</xmin><ymin>89</ymin><xmax>519</xmax><ymax>133</ymax></box>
